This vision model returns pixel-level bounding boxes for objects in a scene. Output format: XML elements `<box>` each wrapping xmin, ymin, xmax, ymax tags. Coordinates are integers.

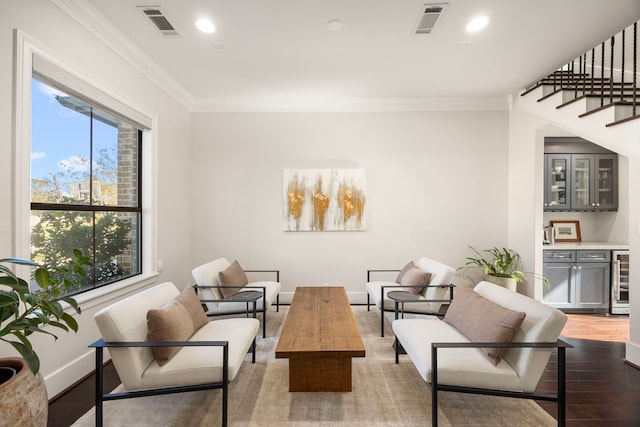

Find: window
<box><xmin>30</xmin><ymin>77</ymin><xmax>142</xmax><ymax>294</ymax></box>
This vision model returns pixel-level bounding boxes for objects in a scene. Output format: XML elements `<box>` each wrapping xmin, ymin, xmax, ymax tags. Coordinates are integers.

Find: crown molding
<box><xmin>51</xmin><ymin>0</ymin><xmax>195</xmax><ymax>110</ymax></box>
<box><xmin>191</xmin><ymin>96</ymin><xmax>510</xmax><ymax>113</ymax></box>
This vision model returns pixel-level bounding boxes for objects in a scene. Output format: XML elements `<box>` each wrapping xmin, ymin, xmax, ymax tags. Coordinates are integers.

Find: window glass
<box><xmin>30</xmin><ymin>78</ymin><xmax>142</xmax><ymax>292</ymax></box>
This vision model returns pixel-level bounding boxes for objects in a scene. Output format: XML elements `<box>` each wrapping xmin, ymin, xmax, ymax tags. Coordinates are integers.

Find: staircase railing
<box><xmin>523</xmin><ymin>20</ymin><xmax>639</xmax><ymax>126</ymax></box>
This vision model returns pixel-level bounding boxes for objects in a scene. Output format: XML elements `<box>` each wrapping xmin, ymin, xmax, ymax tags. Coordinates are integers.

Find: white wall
<box><xmin>190</xmin><ymin>111</ymin><xmax>510</xmax><ymax>302</ymax></box>
<box><xmin>0</xmin><ymin>0</ymin><xmax>192</xmax><ymax>398</ymax></box>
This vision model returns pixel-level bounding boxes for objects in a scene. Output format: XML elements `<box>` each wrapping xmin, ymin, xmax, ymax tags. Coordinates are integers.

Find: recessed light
<box><xmin>327</xmin><ymin>19</ymin><xmax>343</xmax><ymax>32</ymax></box>
<box><xmin>196</xmin><ymin>18</ymin><xmax>215</xmax><ymax>34</ymax></box>
<box><xmin>465</xmin><ymin>15</ymin><xmax>489</xmax><ymax>32</ymax></box>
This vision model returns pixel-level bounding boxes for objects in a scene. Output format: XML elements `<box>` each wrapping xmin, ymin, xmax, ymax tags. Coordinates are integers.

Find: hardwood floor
<box><xmin>48</xmin><ymin>313</ymin><xmax>639</xmax><ymax>426</ymax></box>
<box><xmin>48</xmin><ymin>361</ymin><xmax>120</xmax><ymax>427</ymax></box>
<box><xmin>535</xmin><ymin>313</ymin><xmax>640</xmax><ymax>426</ymax></box>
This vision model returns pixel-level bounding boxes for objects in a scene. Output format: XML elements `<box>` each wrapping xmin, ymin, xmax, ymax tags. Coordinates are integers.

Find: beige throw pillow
<box><xmin>443</xmin><ymin>287</ymin><xmax>526</xmax><ymax>365</ymax></box>
<box><xmin>146</xmin><ymin>287</ymin><xmax>209</xmax><ymax>366</ymax></box>
<box><xmin>399</xmin><ymin>267</ymin><xmax>432</xmax><ymax>294</ymax></box>
<box><xmin>175</xmin><ymin>286</ymin><xmax>209</xmax><ymax>329</ymax></box>
<box><xmin>217</xmin><ymin>260</ymin><xmax>249</xmax><ymax>299</ymax></box>
<box><xmin>395</xmin><ymin>261</ymin><xmax>416</xmax><ymax>284</ymax></box>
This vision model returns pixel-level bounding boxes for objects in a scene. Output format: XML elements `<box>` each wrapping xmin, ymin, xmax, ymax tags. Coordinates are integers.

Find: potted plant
<box><xmin>0</xmin><ymin>249</ymin><xmax>91</xmax><ymax>426</ymax></box>
<box><xmin>461</xmin><ymin>246</ymin><xmax>549</xmax><ymax>291</ymax></box>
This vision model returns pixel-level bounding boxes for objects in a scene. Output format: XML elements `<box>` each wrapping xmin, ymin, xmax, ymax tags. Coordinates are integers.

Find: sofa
<box><xmin>192</xmin><ymin>257</ymin><xmax>281</xmax><ymax>338</ymax></box>
<box><xmin>91</xmin><ymin>282</ymin><xmax>259</xmax><ymax>427</ymax></box>
<box><xmin>392</xmin><ymin>281</ymin><xmax>570</xmax><ymax>426</ymax></box>
<box><xmin>366</xmin><ymin>257</ymin><xmax>456</xmax><ymax>336</ymax></box>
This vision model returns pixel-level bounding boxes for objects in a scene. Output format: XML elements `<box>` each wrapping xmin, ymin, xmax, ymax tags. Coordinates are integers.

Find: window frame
<box><xmin>14</xmin><ymin>30</ymin><xmax>159</xmax><ymax>303</ymax></box>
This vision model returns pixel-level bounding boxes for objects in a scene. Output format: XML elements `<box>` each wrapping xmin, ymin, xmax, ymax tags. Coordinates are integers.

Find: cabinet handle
<box><xmin>582</xmin><ymin>254</ymin><xmax>605</xmax><ymax>260</ymax></box>
<box><xmin>548</xmin><ymin>253</ymin><xmax>571</xmax><ymax>259</ymax></box>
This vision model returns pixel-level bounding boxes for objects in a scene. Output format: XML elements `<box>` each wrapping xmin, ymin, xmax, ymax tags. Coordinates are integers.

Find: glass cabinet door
<box><xmin>545</xmin><ymin>155</ymin><xmax>570</xmax><ymax>210</ymax></box>
<box><xmin>571</xmin><ymin>155</ymin><xmax>592</xmax><ymax>209</ymax></box>
<box><xmin>594</xmin><ymin>155</ymin><xmax>617</xmax><ymax>210</ymax></box>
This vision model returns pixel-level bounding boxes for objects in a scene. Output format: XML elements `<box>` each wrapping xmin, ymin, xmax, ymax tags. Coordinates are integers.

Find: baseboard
<box><xmin>625</xmin><ymin>340</ymin><xmax>640</xmax><ymax>368</ymax></box>
<box><xmin>45</xmin><ymin>348</ymin><xmax>100</xmax><ymax>400</ymax></box>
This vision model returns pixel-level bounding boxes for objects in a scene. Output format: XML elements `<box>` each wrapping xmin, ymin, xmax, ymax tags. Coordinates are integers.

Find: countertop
<box><xmin>543</xmin><ymin>241</ymin><xmax>629</xmax><ymax>250</ymax></box>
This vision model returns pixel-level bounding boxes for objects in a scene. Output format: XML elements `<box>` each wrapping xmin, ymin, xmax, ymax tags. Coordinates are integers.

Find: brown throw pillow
<box><xmin>217</xmin><ymin>260</ymin><xmax>249</xmax><ymax>299</ymax></box>
<box><xmin>399</xmin><ymin>267</ymin><xmax>432</xmax><ymax>293</ymax></box>
<box><xmin>443</xmin><ymin>287</ymin><xmax>526</xmax><ymax>365</ymax></box>
<box><xmin>146</xmin><ymin>287</ymin><xmax>209</xmax><ymax>366</ymax></box>
<box><xmin>147</xmin><ymin>298</ymin><xmax>195</xmax><ymax>366</ymax></box>
<box><xmin>175</xmin><ymin>286</ymin><xmax>209</xmax><ymax>329</ymax></box>
<box><xmin>396</xmin><ymin>261</ymin><xmax>416</xmax><ymax>284</ymax></box>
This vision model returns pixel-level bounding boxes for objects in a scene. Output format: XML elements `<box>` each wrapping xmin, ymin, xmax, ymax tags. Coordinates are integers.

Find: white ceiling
<box><xmin>72</xmin><ymin>0</ymin><xmax>640</xmax><ymax>111</ymax></box>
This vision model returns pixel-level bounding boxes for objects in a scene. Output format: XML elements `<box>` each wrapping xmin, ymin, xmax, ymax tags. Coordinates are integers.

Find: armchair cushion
<box><xmin>399</xmin><ymin>267</ymin><xmax>432</xmax><ymax>294</ymax></box>
<box><xmin>146</xmin><ymin>287</ymin><xmax>209</xmax><ymax>365</ymax></box>
<box><xmin>443</xmin><ymin>287</ymin><xmax>526</xmax><ymax>365</ymax></box>
<box><xmin>217</xmin><ymin>260</ymin><xmax>249</xmax><ymax>299</ymax></box>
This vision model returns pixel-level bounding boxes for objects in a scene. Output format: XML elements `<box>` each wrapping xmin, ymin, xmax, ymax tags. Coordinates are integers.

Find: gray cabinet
<box><xmin>544</xmin><ymin>154</ymin><xmax>617</xmax><ymax>211</ymax></box>
<box><xmin>543</xmin><ymin>250</ymin><xmax>610</xmax><ymax>311</ymax></box>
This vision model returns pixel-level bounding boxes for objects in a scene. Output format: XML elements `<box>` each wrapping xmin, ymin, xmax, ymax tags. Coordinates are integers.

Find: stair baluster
<box><xmin>634</xmin><ymin>22</ymin><xmax>637</xmax><ymax>117</ymax></box>
<box><xmin>621</xmin><ymin>29</ymin><xmax>626</xmax><ymax>103</ymax></box>
<box><xmin>610</xmin><ymin>36</ymin><xmax>614</xmax><ymax>105</ymax></box>
<box><xmin>600</xmin><ymin>41</ymin><xmax>605</xmax><ymax>108</ymax></box>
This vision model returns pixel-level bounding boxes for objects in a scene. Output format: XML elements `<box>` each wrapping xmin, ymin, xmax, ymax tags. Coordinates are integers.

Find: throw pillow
<box><xmin>399</xmin><ymin>267</ymin><xmax>432</xmax><ymax>293</ymax></box>
<box><xmin>395</xmin><ymin>261</ymin><xmax>416</xmax><ymax>284</ymax></box>
<box><xmin>217</xmin><ymin>260</ymin><xmax>249</xmax><ymax>299</ymax></box>
<box><xmin>147</xmin><ymin>298</ymin><xmax>195</xmax><ymax>366</ymax></box>
<box><xmin>443</xmin><ymin>287</ymin><xmax>526</xmax><ymax>365</ymax></box>
<box><xmin>175</xmin><ymin>286</ymin><xmax>209</xmax><ymax>329</ymax></box>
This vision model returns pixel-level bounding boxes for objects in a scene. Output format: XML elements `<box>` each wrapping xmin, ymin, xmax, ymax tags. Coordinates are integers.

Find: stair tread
<box><xmin>606</xmin><ymin>113</ymin><xmax>640</xmax><ymax>127</ymax></box>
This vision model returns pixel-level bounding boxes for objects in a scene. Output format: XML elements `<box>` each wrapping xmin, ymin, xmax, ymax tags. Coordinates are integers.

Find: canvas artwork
<box><xmin>283</xmin><ymin>169</ymin><xmax>366</xmax><ymax>231</ymax></box>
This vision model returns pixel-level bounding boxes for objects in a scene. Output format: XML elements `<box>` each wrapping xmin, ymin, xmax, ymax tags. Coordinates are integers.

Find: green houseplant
<box><xmin>462</xmin><ymin>246</ymin><xmax>549</xmax><ymax>290</ymax></box>
<box><xmin>0</xmin><ymin>250</ymin><xmax>90</xmax><ymax>426</ymax></box>
<box><xmin>0</xmin><ymin>249</ymin><xmax>91</xmax><ymax>376</ymax></box>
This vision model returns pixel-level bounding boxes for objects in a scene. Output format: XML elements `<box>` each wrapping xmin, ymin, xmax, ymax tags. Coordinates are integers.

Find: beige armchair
<box><xmin>192</xmin><ymin>257</ymin><xmax>281</xmax><ymax>338</ymax></box>
<box><xmin>366</xmin><ymin>256</ymin><xmax>456</xmax><ymax>336</ymax></box>
<box><xmin>90</xmin><ymin>282</ymin><xmax>259</xmax><ymax>427</ymax></box>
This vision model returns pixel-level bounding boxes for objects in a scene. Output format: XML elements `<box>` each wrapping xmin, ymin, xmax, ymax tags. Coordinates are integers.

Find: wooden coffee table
<box><xmin>275</xmin><ymin>286</ymin><xmax>366</xmax><ymax>392</ymax></box>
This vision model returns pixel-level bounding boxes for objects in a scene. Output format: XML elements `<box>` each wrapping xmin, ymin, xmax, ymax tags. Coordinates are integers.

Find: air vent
<box><xmin>137</xmin><ymin>6</ymin><xmax>180</xmax><ymax>37</ymax></box>
<box><xmin>413</xmin><ymin>3</ymin><xmax>448</xmax><ymax>35</ymax></box>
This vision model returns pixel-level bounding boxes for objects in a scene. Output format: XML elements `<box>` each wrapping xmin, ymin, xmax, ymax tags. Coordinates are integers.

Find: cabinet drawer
<box><xmin>544</xmin><ymin>250</ymin><xmax>575</xmax><ymax>262</ymax></box>
<box><xmin>577</xmin><ymin>250</ymin><xmax>610</xmax><ymax>262</ymax></box>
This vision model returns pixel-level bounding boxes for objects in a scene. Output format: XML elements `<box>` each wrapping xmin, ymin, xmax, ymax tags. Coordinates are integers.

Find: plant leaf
<box><xmin>8</xmin><ymin>341</ymin><xmax>40</xmax><ymax>375</ymax></box>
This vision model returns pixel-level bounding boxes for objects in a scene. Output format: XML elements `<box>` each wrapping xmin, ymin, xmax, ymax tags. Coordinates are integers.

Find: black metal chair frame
<box><xmin>193</xmin><ymin>269</ymin><xmax>280</xmax><ymax>339</ymax></box>
<box><xmin>366</xmin><ymin>269</ymin><xmax>455</xmax><ymax>337</ymax></box>
<box><xmin>422</xmin><ymin>340</ymin><xmax>573</xmax><ymax>427</ymax></box>
<box><xmin>89</xmin><ymin>337</ymin><xmax>256</xmax><ymax>427</ymax></box>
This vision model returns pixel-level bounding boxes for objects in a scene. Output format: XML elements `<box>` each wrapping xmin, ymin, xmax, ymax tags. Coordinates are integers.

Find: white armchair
<box><xmin>90</xmin><ymin>282</ymin><xmax>259</xmax><ymax>427</ymax></box>
<box><xmin>366</xmin><ymin>256</ymin><xmax>456</xmax><ymax>336</ymax></box>
<box><xmin>192</xmin><ymin>257</ymin><xmax>281</xmax><ymax>338</ymax></box>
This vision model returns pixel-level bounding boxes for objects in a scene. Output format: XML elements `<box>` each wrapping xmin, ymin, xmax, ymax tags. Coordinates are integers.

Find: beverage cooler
<box><xmin>611</xmin><ymin>250</ymin><xmax>630</xmax><ymax>314</ymax></box>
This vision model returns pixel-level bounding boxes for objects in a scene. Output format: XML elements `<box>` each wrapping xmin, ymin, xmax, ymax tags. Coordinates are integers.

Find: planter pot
<box><xmin>485</xmin><ymin>275</ymin><xmax>518</xmax><ymax>292</ymax></box>
<box><xmin>0</xmin><ymin>358</ymin><xmax>48</xmax><ymax>427</ymax></box>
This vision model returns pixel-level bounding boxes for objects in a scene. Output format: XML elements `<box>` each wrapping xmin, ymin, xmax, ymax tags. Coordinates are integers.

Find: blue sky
<box><xmin>31</xmin><ymin>79</ymin><xmax>115</xmax><ymax>182</ymax></box>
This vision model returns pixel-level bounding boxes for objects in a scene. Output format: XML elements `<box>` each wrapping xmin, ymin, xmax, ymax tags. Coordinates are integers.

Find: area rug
<box><xmin>73</xmin><ymin>307</ymin><xmax>556</xmax><ymax>426</ymax></box>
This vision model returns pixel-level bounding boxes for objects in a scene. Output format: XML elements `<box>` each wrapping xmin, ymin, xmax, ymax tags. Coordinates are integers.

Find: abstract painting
<box><xmin>283</xmin><ymin>169</ymin><xmax>366</xmax><ymax>231</ymax></box>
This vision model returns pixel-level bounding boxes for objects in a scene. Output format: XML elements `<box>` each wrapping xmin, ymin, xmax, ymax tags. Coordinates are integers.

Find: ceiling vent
<box><xmin>137</xmin><ymin>6</ymin><xmax>180</xmax><ymax>37</ymax></box>
<box><xmin>413</xmin><ymin>3</ymin><xmax>448</xmax><ymax>35</ymax></box>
